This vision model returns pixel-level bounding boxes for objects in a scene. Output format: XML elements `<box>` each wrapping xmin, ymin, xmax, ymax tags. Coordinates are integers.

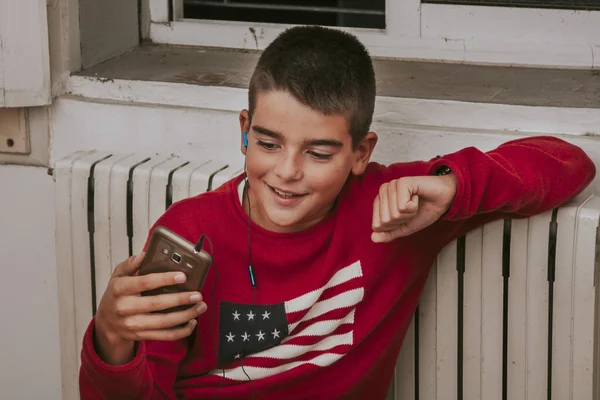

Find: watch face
<box><xmin>437</xmin><ymin>166</ymin><xmax>452</xmax><ymax>175</ymax></box>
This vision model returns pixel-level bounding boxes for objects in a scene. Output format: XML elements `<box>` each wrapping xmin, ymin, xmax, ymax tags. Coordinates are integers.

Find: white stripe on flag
<box><xmin>284</xmin><ymin>261</ymin><xmax>363</xmax><ymax>314</ymax></box>
<box><xmin>214</xmin><ymin>352</ymin><xmax>345</xmax><ymax>381</ymax></box>
<box><xmin>282</xmin><ymin>309</ymin><xmax>355</xmax><ymax>344</ymax></box>
<box><xmin>288</xmin><ymin>288</ymin><xmax>363</xmax><ymax>333</ymax></box>
<box><xmin>248</xmin><ymin>331</ymin><xmax>353</xmax><ymax>360</ymax></box>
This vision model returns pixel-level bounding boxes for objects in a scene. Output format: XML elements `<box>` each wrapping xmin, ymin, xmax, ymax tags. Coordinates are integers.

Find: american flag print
<box><xmin>212</xmin><ymin>260</ymin><xmax>364</xmax><ymax>381</ymax></box>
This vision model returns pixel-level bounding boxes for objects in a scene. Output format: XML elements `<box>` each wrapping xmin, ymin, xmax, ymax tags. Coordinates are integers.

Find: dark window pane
<box><xmin>183</xmin><ymin>0</ymin><xmax>386</xmax><ymax>29</ymax></box>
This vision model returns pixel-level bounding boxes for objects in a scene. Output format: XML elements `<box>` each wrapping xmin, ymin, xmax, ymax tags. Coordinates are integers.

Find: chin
<box><xmin>265</xmin><ymin>212</ymin><xmax>308</xmax><ymax>232</ymax></box>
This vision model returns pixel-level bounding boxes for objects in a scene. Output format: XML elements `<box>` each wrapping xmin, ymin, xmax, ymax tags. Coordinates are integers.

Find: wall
<box><xmin>0</xmin><ymin>0</ymin><xmax>76</xmax><ymax>397</ymax></box>
<box><xmin>50</xmin><ymin>97</ymin><xmax>242</xmax><ymax>165</ymax></box>
<box><xmin>49</xmin><ymin>96</ymin><xmax>600</xmax><ymax>193</ymax></box>
<box><xmin>0</xmin><ymin>166</ymin><xmax>62</xmax><ymax>400</ymax></box>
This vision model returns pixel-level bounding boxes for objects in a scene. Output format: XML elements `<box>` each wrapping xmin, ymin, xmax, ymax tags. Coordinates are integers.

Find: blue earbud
<box><xmin>243</xmin><ymin>131</ymin><xmax>248</xmax><ymax>148</ymax></box>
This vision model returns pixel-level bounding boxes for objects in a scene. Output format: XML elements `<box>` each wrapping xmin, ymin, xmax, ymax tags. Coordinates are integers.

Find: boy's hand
<box><xmin>94</xmin><ymin>253</ymin><xmax>207</xmax><ymax>365</ymax></box>
<box><xmin>372</xmin><ymin>173</ymin><xmax>457</xmax><ymax>243</ymax></box>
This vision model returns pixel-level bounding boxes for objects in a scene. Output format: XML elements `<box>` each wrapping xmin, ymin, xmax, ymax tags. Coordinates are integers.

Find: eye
<box><xmin>309</xmin><ymin>151</ymin><xmax>333</xmax><ymax>161</ymax></box>
<box><xmin>257</xmin><ymin>140</ymin><xmax>279</xmax><ymax>151</ymax></box>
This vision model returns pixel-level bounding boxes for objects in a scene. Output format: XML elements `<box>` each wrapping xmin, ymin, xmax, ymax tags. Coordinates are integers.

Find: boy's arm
<box><xmin>79</xmin><ymin>201</ymin><xmax>204</xmax><ymax>399</ymax></box>
<box><xmin>369</xmin><ymin>135</ymin><xmax>596</xmax><ymax>243</ymax></box>
<box><xmin>428</xmin><ymin>135</ymin><xmax>595</xmax><ymax>221</ymax></box>
<box><xmin>79</xmin><ymin>318</ymin><xmax>187</xmax><ymax>399</ymax></box>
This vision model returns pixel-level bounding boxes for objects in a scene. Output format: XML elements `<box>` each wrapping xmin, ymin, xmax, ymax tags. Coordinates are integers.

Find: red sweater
<box><xmin>79</xmin><ymin>136</ymin><xmax>595</xmax><ymax>400</ymax></box>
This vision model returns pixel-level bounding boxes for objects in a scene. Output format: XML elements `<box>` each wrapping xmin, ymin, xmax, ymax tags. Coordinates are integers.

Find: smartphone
<box><xmin>139</xmin><ymin>226</ymin><xmax>212</xmax><ymax>313</ymax></box>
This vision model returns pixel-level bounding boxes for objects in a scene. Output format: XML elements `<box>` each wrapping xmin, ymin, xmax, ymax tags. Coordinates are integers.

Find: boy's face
<box><xmin>239</xmin><ymin>90</ymin><xmax>377</xmax><ymax>233</ymax></box>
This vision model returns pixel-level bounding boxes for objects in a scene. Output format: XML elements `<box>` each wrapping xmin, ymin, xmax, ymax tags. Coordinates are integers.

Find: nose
<box><xmin>274</xmin><ymin>151</ymin><xmax>303</xmax><ymax>181</ymax></box>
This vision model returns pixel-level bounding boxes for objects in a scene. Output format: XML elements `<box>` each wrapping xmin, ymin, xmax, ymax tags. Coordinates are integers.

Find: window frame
<box><xmin>147</xmin><ymin>0</ymin><xmax>600</xmax><ymax>68</ymax></box>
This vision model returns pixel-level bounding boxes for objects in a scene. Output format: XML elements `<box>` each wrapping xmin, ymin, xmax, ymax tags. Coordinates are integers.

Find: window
<box><xmin>149</xmin><ymin>0</ymin><xmax>600</xmax><ymax>68</ymax></box>
<box><xmin>183</xmin><ymin>0</ymin><xmax>386</xmax><ymax>29</ymax></box>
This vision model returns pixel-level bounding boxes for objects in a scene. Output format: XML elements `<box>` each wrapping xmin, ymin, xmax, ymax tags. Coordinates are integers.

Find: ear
<box><xmin>239</xmin><ymin>110</ymin><xmax>250</xmax><ymax>156</ymax></box>
<box><xmin>351</xmin><ymin>132</ymin><xmax>378</xmax><ymax>176</ymax></box>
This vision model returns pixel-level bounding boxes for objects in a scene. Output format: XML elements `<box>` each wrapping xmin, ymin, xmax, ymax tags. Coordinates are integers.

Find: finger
<box><xmin>372</xmin><ymin>192</ymin><xmax>417</xmax><ymax>232</ymax></box>
<box><xmin>372</xmin><ymin>212</ymin><xmax>417</xmax><ymax>232</ymax></box>
<box><xmin>123</xmin><ymin>303</ymin><xmax>205</xmax><ymax>332</ymax></box>
<box><xmin>134</xmin><ymin>320</ymin><xmax>198</xmax><ymax>341</ymax></box>
<box><xmin>374</xmin><ymin>210</ymin><xmax>441</xmax><ymax>242</ymax></box>
<box><xmin>397</xmin><ymin>180</ymin><xmax>419</xmax><ymax>214</ymax></box>
<box><xmin>372</xmin><ymin>194</ymin><xmax>381</xmax><ymax>229</ymax></box>
<box><xmin>378</xmin><ymin>183</ymin><xmax>391</xmax><ymax>224</ymax></box>
<box><xmin>402</xmin><ymin>194</ymin><xmax>419</xmax><ymax>214</ymax></box>
<box><xmin>116</xmin><ymin>291</ymin><xmax>204</xmax><ymax>316</ymax></box>
<box><xmin>113</xmin><ymin>271</ymin><xmax>187</xmax><ymax>296</ymax></box>
<box><xmin>114</xmin><ymin>252</ymin><xmax>146</xmax><ymax>277</ymax></box>
<box><xmin>387</xmin><ymin>181</ymin><xmax>400</xmax><ymax>220</ymax></box>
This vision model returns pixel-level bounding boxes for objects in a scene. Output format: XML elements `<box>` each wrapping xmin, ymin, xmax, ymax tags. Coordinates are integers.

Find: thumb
<box><xmin>114</xmin><ymin>252</ymin><xmax>145</xmax><ymax>277</ymax></box>
<box><xmin>371</xmin><ymin>230</ymin><xmax>396</xmax><ymax>243</ymax></box>
<box><xmin>371</xmin><ymin>208</ymin><xmax>440</xmax><ymax>242</ymax></box>
<box><xmin>371</xmin><ymin>223</ymin><xmax>416</xmax><ymax>243</ymax></box>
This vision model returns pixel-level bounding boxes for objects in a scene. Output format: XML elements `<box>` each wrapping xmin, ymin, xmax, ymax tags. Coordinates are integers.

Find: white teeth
<box><xmin>274</xmin><ymin>188</ymin><xmax>296</xmax><ymax>198</ymax></box>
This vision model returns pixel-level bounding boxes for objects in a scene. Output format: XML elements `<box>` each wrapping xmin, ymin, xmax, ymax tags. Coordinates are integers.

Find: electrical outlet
<box><xmin>0</xmin><ymin>108</ymin><xmax>30</xmax><ymax>154</ymax></box>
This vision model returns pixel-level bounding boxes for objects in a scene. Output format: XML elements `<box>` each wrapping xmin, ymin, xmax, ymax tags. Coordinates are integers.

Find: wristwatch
<box><xmin>435</xmin><ymin>165</ymin><xmax>453</xmax><ymax>176</ymax></box>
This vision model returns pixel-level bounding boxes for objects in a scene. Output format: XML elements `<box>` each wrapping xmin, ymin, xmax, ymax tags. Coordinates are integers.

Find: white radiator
<box><xmin>54</xmin><ymin>150</ymin><xmax>600</xmax><ymax>400</ymax></box>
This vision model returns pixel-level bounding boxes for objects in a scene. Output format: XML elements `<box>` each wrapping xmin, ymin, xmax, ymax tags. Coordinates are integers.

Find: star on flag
<box><xmin>218</xmin><ymin>301</ymin><xmax>289</xmax><ymax>366</ymax></box>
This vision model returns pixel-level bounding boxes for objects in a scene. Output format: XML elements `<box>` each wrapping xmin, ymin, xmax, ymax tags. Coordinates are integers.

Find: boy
<box><xmin>79</xmin><ymin>26</ymin><xmax>595</xmax><ymax>399</ymax></box>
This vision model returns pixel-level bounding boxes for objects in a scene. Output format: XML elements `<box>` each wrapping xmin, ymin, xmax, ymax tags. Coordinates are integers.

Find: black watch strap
<box><xmin>435</xmin><ymin>165</ymin><xmax>453</xmax><ymax>176</ymax></box>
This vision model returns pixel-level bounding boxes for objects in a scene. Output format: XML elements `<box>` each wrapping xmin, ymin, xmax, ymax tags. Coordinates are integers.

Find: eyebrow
<box><xmin>252</xmin><ymin>125</ymin><xmax>344</xmax><ymax>148</ymax></box>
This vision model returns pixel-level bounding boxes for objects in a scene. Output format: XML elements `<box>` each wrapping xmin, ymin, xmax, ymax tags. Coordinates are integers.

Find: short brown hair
<box><xmin>248</xmin><ymin>25</ymin><xmax>376</xmax><ymax>147</ymax></box>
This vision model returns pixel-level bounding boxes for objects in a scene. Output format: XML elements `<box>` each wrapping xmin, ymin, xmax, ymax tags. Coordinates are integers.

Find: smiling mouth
<box><xmin>269</xmin><ymin>185</ymin><xmax>306</xmax><ymax>198</ymax></box>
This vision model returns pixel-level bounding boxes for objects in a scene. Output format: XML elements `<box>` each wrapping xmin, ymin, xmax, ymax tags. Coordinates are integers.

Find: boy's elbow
<box><xmin>545</xmin><ymin>136</ymin><xmax>597</xmax><ymax>186</ymax></box>
<box><xmin>564</xmin><ymin>145</ymin><xmax>596</xmax><ymax>198</ymax></box>
<box><xmin>586</xmin><ymin>158</ymin><xmax>596</xmax><ymax>185</ymax></box>
<box><xmin>575</xmin><ymin>145</ymin><xmax>596</xmax><ymax>185</ymax></box>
